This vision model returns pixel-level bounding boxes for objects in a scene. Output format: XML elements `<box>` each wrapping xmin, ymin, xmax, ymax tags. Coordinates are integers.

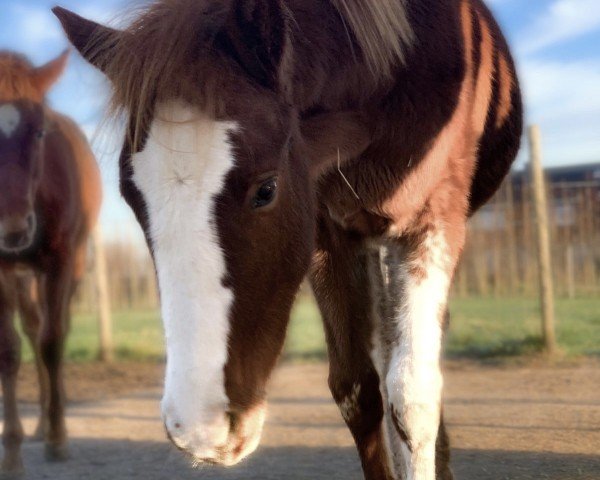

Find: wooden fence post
<box><xmin>566</xmin><ymin>244</ymin><xmax>575</xmax><ymax>299</ymax></box>
<box><xmin>505</xmin><ymin>177</ymin><xmax>520</xmax><ymax>295</ymax></box>
<box><xmin>93</xmin><ymin>226</ymin><xmax>114</xmax><ymax>362</ymax></box>
<box><xmin>528</xmin><ymin>125</ymin><xmax>557</xmax><ymax>354</ymax></box>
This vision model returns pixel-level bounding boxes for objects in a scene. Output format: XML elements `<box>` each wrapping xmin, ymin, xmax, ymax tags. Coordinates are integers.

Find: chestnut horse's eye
<box><xmin>252</xmin><ymin>177</ymin><xmax>278</xmax><ymax>209</ymax></box>
<box><xmin>35</xmin><ymin>130</ymin><xmax>46</xmax><ymax>140</ymax></box>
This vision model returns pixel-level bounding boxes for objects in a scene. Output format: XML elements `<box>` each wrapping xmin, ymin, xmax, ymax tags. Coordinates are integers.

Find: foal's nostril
<box><xmin>227</xmin><ymin>411</ymin><xmax>239</xmax><ymax>432</ymax></box>
<box><xmin>3</xmin><ymin>230</ymin><xmax>29</xmax><ymax>249</ymax></box>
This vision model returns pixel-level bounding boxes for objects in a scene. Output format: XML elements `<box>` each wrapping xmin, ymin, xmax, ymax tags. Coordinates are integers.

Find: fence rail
<box><xmin>455</xmin><ymin>171</ymin><xmax>600</xmax><ymax>299</ymax></box>
<box><xmin>73</xmin><ymin>173</ymin><xmax>600</xmax><ymax>313</ymax></box>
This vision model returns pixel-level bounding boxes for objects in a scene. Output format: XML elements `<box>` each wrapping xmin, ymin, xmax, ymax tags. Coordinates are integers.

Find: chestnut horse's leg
<box><xmin>377</xmin><ymin>249</ymin><xmax>454</xmax><ymax>480</ymax></box>
<box><xmin>382</xmin><ymin>223</ymin><xmax>465</xmax><ymax>480</ymax></box>
<box><xmin>16</xmin><ymin>273</ymin><xmax>49</xmax><ymax>441</ymax></box>
<box><xmin>0</xmin><ymin>271</ymin><xmax>24</xmax><ymax>475</ymax></box>
<box><xmin>40</xmin><ymin>259</ymin><xmax>73</xmax><ymax>462</ymax></box>
<box><xmin>310</xmin><ymin>214</ymin><xmax>394</xmax><ymax>480</ymax></box>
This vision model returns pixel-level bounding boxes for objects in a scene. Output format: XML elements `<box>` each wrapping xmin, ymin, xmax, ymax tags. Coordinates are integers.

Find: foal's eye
<box><xmin>252</xmin><ymin>177</ymin><xmax>278</xmax><ymax>209</ymax></box>
<box><xmin>35</xmin><ymin>130</ymin><xmax>45</xmax><ymax>140</ymax></box>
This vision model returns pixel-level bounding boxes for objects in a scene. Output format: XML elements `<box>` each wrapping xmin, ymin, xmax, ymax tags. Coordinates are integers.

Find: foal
<box><xmin>55</xmin><ymin>0</ymin><xmax>521</xmax><ymax>478</ymax></box>
<box><xmin>0</xmin><ymin>51</ymin><xmax>101</xmax><ymax>474</ymax></box>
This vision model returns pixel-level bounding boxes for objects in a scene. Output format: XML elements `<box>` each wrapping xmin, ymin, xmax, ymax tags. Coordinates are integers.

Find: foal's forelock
<box><xmin>0</xmin><ymin>53</ymin><xmax>39</xmax><ymax>102</ymax></box>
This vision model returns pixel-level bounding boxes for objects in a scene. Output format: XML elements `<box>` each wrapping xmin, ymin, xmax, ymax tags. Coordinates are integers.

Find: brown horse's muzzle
<box><xmin>163</xmin><ymin>401</ymin><xmax>267</xmax><ymax>467</ymax></box>
<box><xmin>0</xmin><ymin>212</ymin><xmax>37</xmax><ymax>253</ymax></box>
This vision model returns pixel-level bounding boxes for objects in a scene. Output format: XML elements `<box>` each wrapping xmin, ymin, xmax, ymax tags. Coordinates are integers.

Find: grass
<box><xmin>284</xmin><ymin>295</ymin><xmax>600</xmax><ymax>362</ymax></box>
<box><xmin>17</xmin><ymin>309</ymin><xmax>165</xmax><ymax>363</ymax></box>
<box><xmin>446</xmin><ymin>297</ymin><xmax>600</xmax><ymax>359</ymax></box>
<box><xmin>15</xmin><ymin>295</ymin><xmax>600</xmax><ymax>363</ymax></box>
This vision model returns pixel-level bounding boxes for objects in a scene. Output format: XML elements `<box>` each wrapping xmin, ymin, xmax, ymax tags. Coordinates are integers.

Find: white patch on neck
<box><xmin>131</xmin><ymin>101</ymin><xmax>237</xmax><ymax>455</ymax></box>
<box><xmin>0</xmin><ymin>104</ymin><xmax>21</xmax><ymax>137</ymax></box>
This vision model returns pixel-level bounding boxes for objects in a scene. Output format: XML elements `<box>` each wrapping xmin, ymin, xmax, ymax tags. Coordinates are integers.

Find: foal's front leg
<box><xmin>16</xmin><ymin>274</ymin><xmax>49</xmax><ymax>441</ymax></box>
<box><xmin>0</xmin><ymin>272</ymin><xmax>24</xmax><ymax>475</ymax></box>
<box><xmin>385</xmin><ymin>226</ymin><xmax>463</xmax><ymax>480</ymax></box>
<box><xmin>310</xmin><ymin>216</ymin><xmax>394</xmax><ymax>480</ymax></box>
<box><xmin>40</xmin><ymin>259</ymin><xmax>73</xmax><ymax>461</ymax></box>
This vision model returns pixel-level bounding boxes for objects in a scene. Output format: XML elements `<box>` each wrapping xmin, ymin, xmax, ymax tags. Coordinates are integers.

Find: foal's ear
<box><xmin>31</xmin><ymin>49</ymin><xmax>70</xmax><ymax>95</ymax></box>
<box><xmin>301</xmin><ymin>111</ymin><xmax>373</xmax><ymax>178</ymax></box>
<box><xmin>52</xmin><ymin>6</ymin><xmax>120</xmax><ymax>75</ymax></box>
<box><xmin>218</xmin><ymin>0</ymin><xmax>291</xmax><ymax>91</ymax></box>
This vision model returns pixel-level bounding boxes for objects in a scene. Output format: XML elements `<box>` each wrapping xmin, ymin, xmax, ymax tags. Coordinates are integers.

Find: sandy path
<box><xmin>2</xmin><ymin>362</ymin><xmax>599</xmax><ymax>479</ymax></box>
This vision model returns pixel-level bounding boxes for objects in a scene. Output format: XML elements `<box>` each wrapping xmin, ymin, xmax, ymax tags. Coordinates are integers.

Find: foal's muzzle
<box><xmin>162</xmin><ymin>401</ymin><xmax>267</xmax><ymax>467</ymax></box>
<box><xmin>0</xmin><ymin>212</ymin><xmax>37</xmax><ymax>253</ymax></box>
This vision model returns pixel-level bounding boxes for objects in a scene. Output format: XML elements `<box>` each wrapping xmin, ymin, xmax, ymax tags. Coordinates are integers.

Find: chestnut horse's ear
<box><xmin>217</xmin><ymin>0</ymin><xmax>291</xmax><ymax>91</ymax></box>
<box><xmin>52</xmin><ymin>6</ymin><xmax>120</xmax><ymax>74</ymax></box>
<box><xmin>301</xmin><ymin>111</ymin><xmax>373</xmax><ymax>178</ymax></box>
<box><xmin>31</xmin><ymin>49</ymin><xmax>70</xmax><ymax>95</ymax></box>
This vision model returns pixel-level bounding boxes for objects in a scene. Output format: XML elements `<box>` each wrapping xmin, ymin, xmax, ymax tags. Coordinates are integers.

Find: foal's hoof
<box><xmin>0</xmin><ymin>461</ymin><xmax>24</xmax><ymax>480</ymax></box>
<box><xmin>0</xmin><ymin>471</ymin><xmax>25</xmax><ymax>480</ymax></box>
<box><xmin>0</xmin><ymin>471</ymin><xmax>24</xmax><ymax>480</ymax></box>
<box><xmin>44</xmin><ymin>443</ymin><xmax>70</xmax><ymax>462</ymax></box>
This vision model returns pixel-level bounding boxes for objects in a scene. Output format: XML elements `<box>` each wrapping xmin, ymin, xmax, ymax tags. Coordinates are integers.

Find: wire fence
<box><xmin>72</xmin><ymin>165</ymin><xmax>600</xmax><ymax>314</ymax></box>
<box><xmin>455</xmin><ymin>170</ymin><xmax>600</xmax><ymax>298</ymax></box>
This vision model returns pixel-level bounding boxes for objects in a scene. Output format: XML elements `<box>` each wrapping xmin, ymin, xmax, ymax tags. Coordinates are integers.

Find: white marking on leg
<box><xmin>368</xmin><ymin>246</ymin><xmax>399</xmax><ymax>478</ymax></box>
<box><xmin>131</xmin><ymin>101</ymin><xmax>237</xmax><ymax>458</ymax></box>
<box><xmin>386</xmin><ymin>230</ymin><xmax>450</xmax><ymax>480</ymax></box>
<box><xmin>0</xmin><ymin>104</ymin><xmax>20</xmax><ymax>137</ymax></box>
<box><xmin>339</xmin><ymin>383</ymin><xmax>361</xmax><ymax>423</ymax></box>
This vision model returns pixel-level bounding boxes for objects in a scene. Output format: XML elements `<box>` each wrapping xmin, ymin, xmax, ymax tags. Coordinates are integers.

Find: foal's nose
<box><xmin>0</xmin><ymin>212</ymin><xmax>36</xmax><ymax>251</ymax></box>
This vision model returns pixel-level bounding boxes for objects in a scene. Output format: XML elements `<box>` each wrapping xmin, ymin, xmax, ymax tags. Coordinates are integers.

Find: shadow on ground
<box><xmin>452</xmin><ymin>448</ymin><xmax>600</xmax><ymax>480</ymax></box>
<box><xmin>13</xmin><ymin>438</ymin><xmax>600</xmax><ymax>480</ymax></box>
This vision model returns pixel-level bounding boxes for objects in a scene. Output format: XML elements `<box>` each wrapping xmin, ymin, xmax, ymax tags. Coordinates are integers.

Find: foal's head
<box><xmin>0</xmin><ymin>51</ymin><xmax>68</xmax><ymax>254</ymax></box>
<box><xmin>55</xmin><ymin>0</ymin><xmax>369</xmax><ymax>466</ymax></box>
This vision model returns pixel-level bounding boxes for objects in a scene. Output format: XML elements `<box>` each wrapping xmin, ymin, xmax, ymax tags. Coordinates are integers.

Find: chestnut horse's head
<box><xmin>55</xmin><ymin>0</ymin><xmax>369</xmax><ymax>466</ymax></box>
<box><xmin>0</xmin><ymin>50</ymin><xmax>69</xmax><ymax>254</ymax></box>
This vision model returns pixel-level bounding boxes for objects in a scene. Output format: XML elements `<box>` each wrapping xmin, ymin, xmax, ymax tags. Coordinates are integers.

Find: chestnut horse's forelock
<box><xmin>75</xmin><ymin>0</ymin><xmax>414</xmax><ymax>150</ymax></box>
<box><xmin>81</xmin><ymin>0</ymin><xmax>233</xmax><ymax>151</ymax></box>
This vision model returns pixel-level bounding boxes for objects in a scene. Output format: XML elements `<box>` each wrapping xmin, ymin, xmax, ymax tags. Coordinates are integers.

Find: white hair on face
<box><xmin>130</xmin><ymin>100</ymin><xmax>237</xmax><ymax>458</ymax></box>
<box><xmin>0</xmin><ymin>104</ymin><xmax>21</xmax><ymax>137</ymax></box>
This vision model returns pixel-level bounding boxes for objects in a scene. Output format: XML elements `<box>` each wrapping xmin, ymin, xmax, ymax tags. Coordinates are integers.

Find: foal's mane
<box><xmin>331</xmin><ymin>0</ymin><xmax>414</xmax><ymax>74</ymax></box>
<box><xmin>0</xmin><ymin>51</ymin><xmax>40</xmax><ymax>102</ymax></box>
<box><xmin>91</xmin><ymin>0</ymin><xmax>413</xmax><ymax>147</ymax></box>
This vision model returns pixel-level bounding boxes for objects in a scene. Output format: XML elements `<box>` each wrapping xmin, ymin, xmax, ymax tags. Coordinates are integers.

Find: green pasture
<box><xmin>285</xmin><ymin>296</ymin><xmax>600</xmax><ymax>361</ymax></box>
<box><xmin>15</xmin><ymin>296</ymin><xmax>600</xmax><ymax>363</ymax></box>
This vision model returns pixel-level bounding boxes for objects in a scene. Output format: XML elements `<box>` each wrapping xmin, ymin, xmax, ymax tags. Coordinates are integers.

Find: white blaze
<box><xmin>131</xmin><ymin>101</ymin><xmax>237</xmax><ymax>456</ymax></box>
<box><xmin>0</xmin><ymin>104</ymin><xmax>21</xmax><ymax>137</ymax></box>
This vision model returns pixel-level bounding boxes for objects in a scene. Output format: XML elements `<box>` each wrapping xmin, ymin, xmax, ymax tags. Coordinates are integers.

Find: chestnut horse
<box><xmin>56</xmin><ymin>0</ymin><xmax>521</xmax><ymax>478</ymax></box>
<box><xmin>0</xmin><ymin>51</ymin><xmax>101</xmax><ymax>474</ymax></box>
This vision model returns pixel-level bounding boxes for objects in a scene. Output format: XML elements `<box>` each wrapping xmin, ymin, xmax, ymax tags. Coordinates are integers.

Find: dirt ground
<box><xmin>2</xmin><ymin>360</ymin><xmax>599</xmax><ymax>480</ymax></box>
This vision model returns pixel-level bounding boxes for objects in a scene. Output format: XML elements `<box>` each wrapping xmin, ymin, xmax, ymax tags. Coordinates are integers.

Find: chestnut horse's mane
<box><xmin>0</xmin><ymin>51</ymin><xmax>41</xmax><ymax>101</ymax></box>
<box><xmin>85</xmin><ymin>0</ymin><xmax>413</xmax><ymax>148</ymax></box>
